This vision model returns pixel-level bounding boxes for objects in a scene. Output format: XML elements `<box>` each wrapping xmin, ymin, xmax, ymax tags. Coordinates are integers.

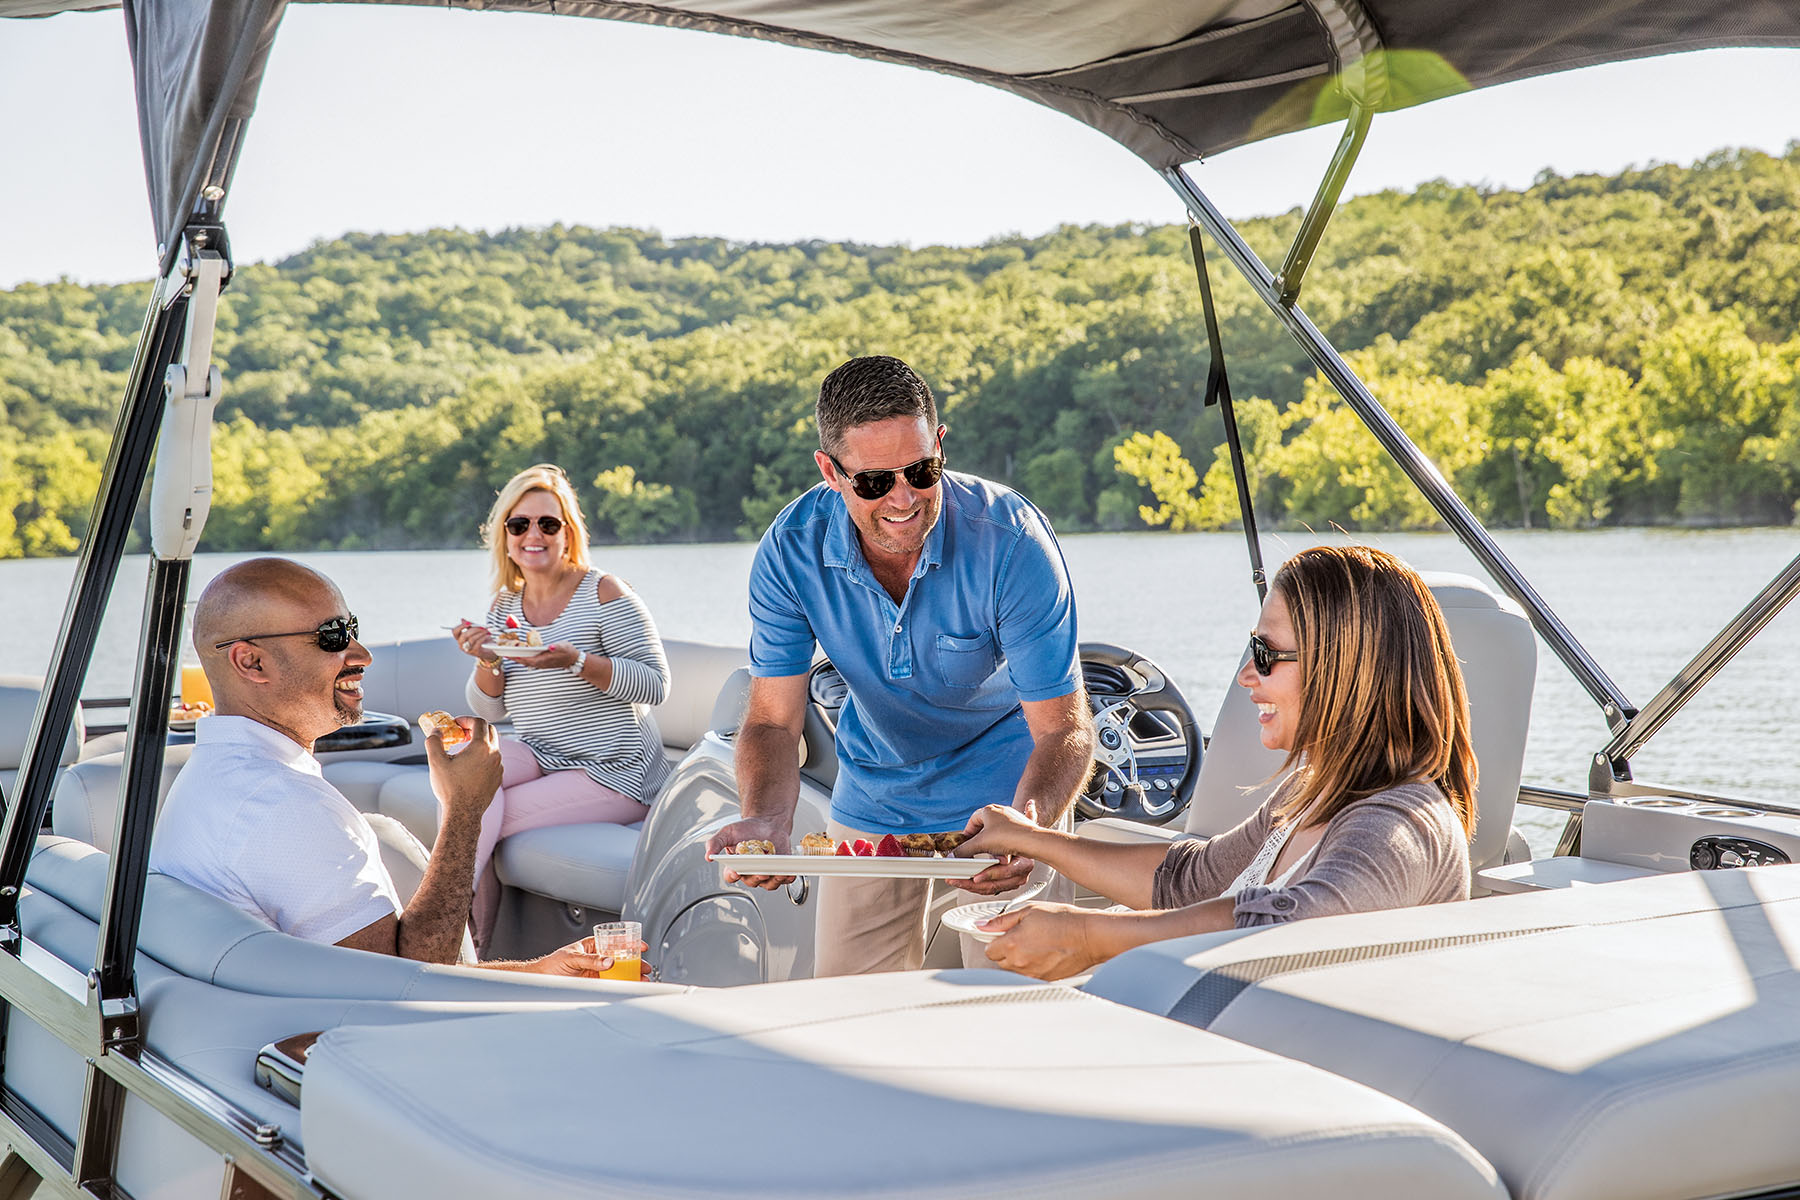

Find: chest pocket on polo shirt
<box><xmin>934</xmin><ymin>632</ymin><xmax>999</xmax><ymax>689</ymax></box>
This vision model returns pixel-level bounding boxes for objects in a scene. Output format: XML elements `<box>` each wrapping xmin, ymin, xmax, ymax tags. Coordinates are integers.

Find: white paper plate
<box><xmin>481</xmin><ymin>642</ymin><xmax>545</xmax><ymax>659</ymax></box>
<box><xmin>941</xmin><ymin>900</ymin><xmax>1012</xmax><ymax>943</ymax></box>
<box><xmin>714</xmin><ymin>853</ymin><xmax>1000</xmax><ymax>880</ymax></box>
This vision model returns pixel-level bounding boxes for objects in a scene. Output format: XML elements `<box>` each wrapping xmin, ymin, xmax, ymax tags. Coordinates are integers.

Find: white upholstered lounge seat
<box><xmin>1084</xmin><ymin>863</ymin><xmax>1800</xmax><ymax>1200</ymax></box>
<box><xmin>301</xmin><ymin>970</ymin><xmax>1506</xmax><ymax>1200</ymax></box>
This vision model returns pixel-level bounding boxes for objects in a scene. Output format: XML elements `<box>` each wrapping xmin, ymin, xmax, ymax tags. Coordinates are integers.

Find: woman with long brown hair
<box><xmin>956</xmin><ymin>544</ymin><xmax>1477</xmax><ymax>980</ymax></box>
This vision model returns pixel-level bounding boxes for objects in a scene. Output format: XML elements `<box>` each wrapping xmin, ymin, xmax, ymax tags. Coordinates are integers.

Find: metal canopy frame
<box><xmin>5</xmin><ymin>4</ymin><xmax>1800</xmax><ymax>1195</ymax></box>
<box><xmin>0</xmin><ymin>223</ymin><xmax>314</xmax><ymax>1198</ymax></box>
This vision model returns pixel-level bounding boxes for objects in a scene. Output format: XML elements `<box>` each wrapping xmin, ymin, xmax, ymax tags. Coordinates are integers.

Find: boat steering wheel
<box><xmin>1076</xmin><ymin>643</ymin><xmax>1202</xmax><ymax>825</ymax></box>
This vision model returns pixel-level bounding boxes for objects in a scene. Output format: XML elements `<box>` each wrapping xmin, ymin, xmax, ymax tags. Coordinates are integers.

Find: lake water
<box><xmin>9</xmin><ymin>527</ymin><xmax>1800</xmax><ymax>857</ymax></box>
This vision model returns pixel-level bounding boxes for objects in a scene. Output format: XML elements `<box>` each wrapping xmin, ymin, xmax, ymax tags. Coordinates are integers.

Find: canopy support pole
<box><xmin>1593</xmin><ymin>551</ymin><xmax>1800</xmax><ymax>787</ymax></box>
<box><xmin>1161</xmin><ymin>164</ymin><xmax>1636</xmax><ymax>738</ymax></box>
<box><xmin>1275</xmin><ymin>102</ymin><xmax>1373</xmax><ymax>306</ymax></box>
<box><xmin>1186</xmin><ymin>221</ymin><xmax>1267</xmax><ymax>602</ymax></box>
<box><xmin>0</xmin><ymin>283</ymin><xmax>190</xmax><ymax>931</ymax></box>
<box><xmin>0</xmin><ymin>223</ymin><xmax>230</xmax><ymax>1196</ymax></box>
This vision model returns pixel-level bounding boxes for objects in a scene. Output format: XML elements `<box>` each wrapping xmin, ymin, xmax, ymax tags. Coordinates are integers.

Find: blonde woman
<box><xmin>958</xmin><ymin>544</ymin><xmax>1477</xmax><ymax>980</ymax></box>
<box><xmin>452</xmin><ymin>464</ymin><xmax>670</xmax><ymax>951</ymax></box>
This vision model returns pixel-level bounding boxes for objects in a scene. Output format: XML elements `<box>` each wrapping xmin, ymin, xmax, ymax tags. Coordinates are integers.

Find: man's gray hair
<box><xmin>816</xmin><ymin>356</ymin><xmax>939</xmax><ymax>456</ymax></box>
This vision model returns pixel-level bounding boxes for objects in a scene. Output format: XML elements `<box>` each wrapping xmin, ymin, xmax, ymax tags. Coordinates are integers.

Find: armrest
<box><xmin>1077</xmin><ymin>817</ymin><xmax>1194</xmax><ymax>847</ymax></box>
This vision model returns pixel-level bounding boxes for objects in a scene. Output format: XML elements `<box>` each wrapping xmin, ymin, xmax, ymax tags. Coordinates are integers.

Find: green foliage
<box><xmin>7</xmin><ymin>146</ymin><xmax>1800</xmax><ymax>557</ymax></box>
<box><xmin>1112</xmin><ymin>432</ymin><xmax>1205</xmax><ymax>531</ymax></box>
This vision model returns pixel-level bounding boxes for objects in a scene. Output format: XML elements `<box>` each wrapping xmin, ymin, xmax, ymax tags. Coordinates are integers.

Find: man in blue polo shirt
<box><xmin>707</xmin><ymin>355</ymin><xmax>1094</xmax><ymax>976</ymax></box>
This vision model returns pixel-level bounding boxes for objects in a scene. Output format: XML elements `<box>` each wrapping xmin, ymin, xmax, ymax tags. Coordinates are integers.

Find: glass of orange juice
<box><xmin>592</xmin><ymin>921</ymin><xmax>644</xmax><ymax>981</ymax></box>
<box><xmin>180</xmin><ymin>663</ymin><xmax>213</xmax><ymax>708</ymax></box>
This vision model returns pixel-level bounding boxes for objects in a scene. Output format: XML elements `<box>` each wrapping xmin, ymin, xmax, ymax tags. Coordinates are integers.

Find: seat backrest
<box><xmin>660</xmin><ymin>640</ymin><xmax>751</xmax><ymax>751</ymax></box>
<box><xmin>0</xmin><ymin>675</ymin><xmax>84</xmax><ymax>803</ymax></box>
<box><xmin>24</xmin><ymin>835</ymin><xmax>678</xmax><ymax>1002</ymax></box>
<box><xmin>1183</xmin><ymin>572</ymin><xmax>1535</xmax><ymax>875</ymax></box>
<box><xmin>51</xmin><ymin>745</ymin><xmax>190</xmax><ymax>853</ymax></box>
<box><xmin>358</xmin><ymin>635</ymin><xmax>747</xmax><ymax>753</ymax></box>
<box><xmin>356</xmin><ymin>637</ymin><xmax>477</xmax><ymax>726</ymax></box>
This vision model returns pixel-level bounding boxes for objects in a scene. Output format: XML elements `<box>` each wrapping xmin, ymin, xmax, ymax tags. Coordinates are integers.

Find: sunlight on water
<box><xmin>9</xmin><ymin>527</ymin><xmax>1799</xmax><ymax>857</ymax></box>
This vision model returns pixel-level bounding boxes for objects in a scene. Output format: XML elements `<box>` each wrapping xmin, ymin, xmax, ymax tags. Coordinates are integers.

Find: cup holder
<box><xmin>1617</xmin><ymin>796</ymin><xmax>1692</xmax><ymax>808</ymax></box>
<box><xmin>1691</xmin><ymin>806</ymin><xmax>1756</xmax><ymax>819</ymax></box>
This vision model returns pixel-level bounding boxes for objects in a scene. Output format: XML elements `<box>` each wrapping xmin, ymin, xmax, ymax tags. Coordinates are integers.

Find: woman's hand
<box><xmin>517</xmin><ymin>642</ymin><xmax>582</xmax><ymax>672</ymax></box>
<box><xmin>452</xmin><ymin>619</ymin><xmax>492</xmax><ymax>660</ymax></box>
<box><xmin>957</xmin><ymin>801</ymin><xmax>1046</xmax><ymax>860</ymax></box>
<box><xmin>978</xmin><ymin>902</ymin><xmax>1106</xmax><ymax>980</ymax></box>
<box><xmin>945</xmin><ymin>800</ymin><xmax>1045</xmax><ymax>895</ymax></box>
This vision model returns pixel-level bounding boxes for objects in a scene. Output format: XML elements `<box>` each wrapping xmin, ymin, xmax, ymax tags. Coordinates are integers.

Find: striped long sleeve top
<box><xmin>466</xmin><ymin>569</ymin><xmax>672</xmax><ymax>802</ymax></box>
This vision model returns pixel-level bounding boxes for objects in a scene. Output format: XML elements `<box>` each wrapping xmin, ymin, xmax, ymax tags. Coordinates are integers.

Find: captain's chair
<box><xmin>1181</xmin><ymin>572</ymin><xmax>1536</xmax><ymax>879</ymax></box>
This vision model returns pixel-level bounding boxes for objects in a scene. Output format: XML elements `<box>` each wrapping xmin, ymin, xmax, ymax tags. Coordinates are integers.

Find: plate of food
<box><xmin>167</xmin><ymin>700</ymin><xmax>214</xmax><ymax>732</ymax></box>
<box><xmin>941</xmin><ymin>900</ymin><xmax>1012</xmax><ymax>943</ymax></box>
<box><xmin>481</xmin><ymin>643</ymin><xmax>547</xmax><ymax>659</ymax></box>
<box><xmin>480</xmin><ymin>617</ymin><xmax>546</xmax><ymax>657</ymax></box>
<box><xmin>713</xmin><ymin>832</ymin><xmax>1001</xmax><ymax>879</ymax></box>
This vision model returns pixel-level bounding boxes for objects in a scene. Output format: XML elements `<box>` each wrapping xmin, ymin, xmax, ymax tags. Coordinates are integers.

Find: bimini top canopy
<box><xmin>8</xmin><ymin>0</ymin><xmax>1800</xmax><ymax>270</ymax></box>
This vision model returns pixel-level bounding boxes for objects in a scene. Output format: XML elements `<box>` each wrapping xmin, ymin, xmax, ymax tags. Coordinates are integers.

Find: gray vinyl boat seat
<box><xmin>0</xmin><ymin>675</ymin><xmax>83</xmax><ymax>805</ymax></box>
<box><xmin>320</xmin><ymin>638</ymin><xmax>749</xmax><ymax>914</ymax></box>
<box><xmin>1084</xmin><ymin>863</ymin><xmax>1800</xmax><ymax>1200</ymax></box>
<box><xmin>46</xmin><ymin>638</ymin><xmax>749</xmax><ymax>920</ymax></box>
<box><xmin>300</xmin><ymin>970</ymin><xmax>1507</xmax><ymax>1200</ymax></box>
<box><xmin>11</xmin><ymin>835</ymin><xmax>685</xmax><ymax>1180</ymax></box>
<box><xmin>26</xmin><ymin>836</ymin><xmax>681</xmax><ymax>1004</ymax></box>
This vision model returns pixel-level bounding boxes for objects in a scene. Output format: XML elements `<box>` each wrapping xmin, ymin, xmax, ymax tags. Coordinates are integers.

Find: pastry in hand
<box><xmin>799</xmin><ymin>833</ymin><xmax>837</xmax><ymax>856</ymax></box>
<box><xmin>933</xmin><ymin>830</ymin><xmax>971</xmax><ymax>855</ymax></box>
<box><xmin>418</xmin><ymin>710</ymin><xmax>470</xmax><ymax>748</ymax></box>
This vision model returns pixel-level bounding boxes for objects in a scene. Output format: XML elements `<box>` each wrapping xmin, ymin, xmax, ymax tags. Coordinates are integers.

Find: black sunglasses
<box><xmin>504</xmin><ymin>515</ymin><xmax>564</xmax><ymax>537</ymax></box>
<box><xmin>215</xmin><ymin>615</ymin><xmax>360</xmax><ymax>654</ymax></box>
<box><xmin>828</xmin><ymin>430</ymin><xmax>948</xmax><ymax>501</ymax></box>
<box><xmin>1249</xmin><ymin>632</ymin><xmax>1299</xmax><ymax>676</ymax></box>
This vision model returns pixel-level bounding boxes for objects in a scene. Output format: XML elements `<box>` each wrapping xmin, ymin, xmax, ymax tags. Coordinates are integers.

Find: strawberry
<box><xmin>875</xmin><ymin>834</ymin><xmax>904</xmax><ymax>857</ymax></box>
<box><xmin>852</xmin><ymin>838</ymin><xmax>875</xmax><ymax>857</ymax></box>
<box><xmin>505</xmin><ymin>615</ymin><xmax>520</xmax><ymax>629</ymax></box>
<box><xmin>835</xmin><ymin>841</ymin><xmax>854</xmax><ymax>856</ymax></box>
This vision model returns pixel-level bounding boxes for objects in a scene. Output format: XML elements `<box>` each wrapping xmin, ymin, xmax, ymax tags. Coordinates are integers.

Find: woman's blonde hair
<box><xmin>482</xmin><ymin>464</ymin><xmax>593</xmax><ymax>597</ymax></box>
<box><xmin>1271</xmin><ymin>545</ymin><xmax>1477</xmax><ymax>837</ymax></box>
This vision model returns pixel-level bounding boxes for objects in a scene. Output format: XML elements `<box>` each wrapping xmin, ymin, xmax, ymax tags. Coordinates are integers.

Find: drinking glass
<box><xmin>179</xmin><ymin>600</ymin><xmax>213</xmax><ymax>709</ymax></box>
<box><xmin>592</xmin><ymin>920</ymin><xmax>644</xmax><ymax>981</ymax></box>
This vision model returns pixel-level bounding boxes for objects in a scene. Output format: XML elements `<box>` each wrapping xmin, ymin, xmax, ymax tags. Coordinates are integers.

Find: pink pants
<box><xmin>469</xmin><ymin>738</ymin><xmax>648</xmax><ymax>952</ymax></box>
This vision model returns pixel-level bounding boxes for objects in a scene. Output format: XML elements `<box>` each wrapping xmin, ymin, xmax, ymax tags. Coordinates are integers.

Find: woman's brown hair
<box><xmin>1271</xmin><ymin>545</ymin><xmax>1477</xmax><ymax>837</ymax></box>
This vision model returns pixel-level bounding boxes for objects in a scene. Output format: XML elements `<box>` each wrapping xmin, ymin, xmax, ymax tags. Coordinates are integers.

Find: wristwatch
<box><xmin>568</xmin><ymin>650</ymin><xmax>588</xmax><ymax>678</ymax></box>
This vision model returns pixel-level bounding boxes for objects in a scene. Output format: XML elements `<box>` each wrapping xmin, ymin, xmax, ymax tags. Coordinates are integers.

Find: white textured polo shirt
<box><xmin>150</xmin><ymin>715</ymin><xmax>402</xmax><ymax>944</ymax></box>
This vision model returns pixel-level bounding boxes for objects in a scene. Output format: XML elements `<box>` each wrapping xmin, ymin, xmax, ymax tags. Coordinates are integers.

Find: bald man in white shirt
<box><xmin>152</xmin><ymin>557</ymin><xmax>607</xmax><ymax>975</ymax></box>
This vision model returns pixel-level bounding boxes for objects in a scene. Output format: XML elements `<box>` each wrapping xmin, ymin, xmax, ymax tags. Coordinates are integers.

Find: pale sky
<box><xmin>1</xmin><ymin>8</ymin><xmax>1798</xmax><ymax>290</ymax></box>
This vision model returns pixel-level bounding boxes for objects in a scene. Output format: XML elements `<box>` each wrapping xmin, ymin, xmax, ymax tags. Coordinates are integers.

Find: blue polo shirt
<box><xmin>748</xmin><ymin>471</ymin><xmax>1081</xmax><ymax>833</ymax></box>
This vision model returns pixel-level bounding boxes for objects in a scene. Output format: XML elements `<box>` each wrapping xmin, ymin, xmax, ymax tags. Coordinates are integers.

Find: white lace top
<box><xmin>1222</xmin><ymin>818</ymin><xmax>1320</xmax><ymax>896</ymax></box>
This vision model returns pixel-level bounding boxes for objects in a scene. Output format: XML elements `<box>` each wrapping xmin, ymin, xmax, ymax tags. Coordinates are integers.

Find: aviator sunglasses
<box><xmin>504</xmin><ymin>514</ymin><xmax>564</xmax><ymax>537</ymax></box>
<box><xmin>828</xmin><ymin>428</ymin><xmax>948</xmax><ymax>500</ymax></box>
<box><xmin>1249</xmin><ymin>632</ymin><xmax>1299</xmax><ymax>676</ymax></box>
<box><xmin>214</xmin><ymin>614</ymin><xmax>360</xmax><ymax>653</ymax></box>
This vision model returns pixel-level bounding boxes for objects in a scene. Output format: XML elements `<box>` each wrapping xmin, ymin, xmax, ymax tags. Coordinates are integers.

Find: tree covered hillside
<box><xmin>3</xmin><ymin>145</ymin><xmax>1798</xmax><ymax>558</ymax></box>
